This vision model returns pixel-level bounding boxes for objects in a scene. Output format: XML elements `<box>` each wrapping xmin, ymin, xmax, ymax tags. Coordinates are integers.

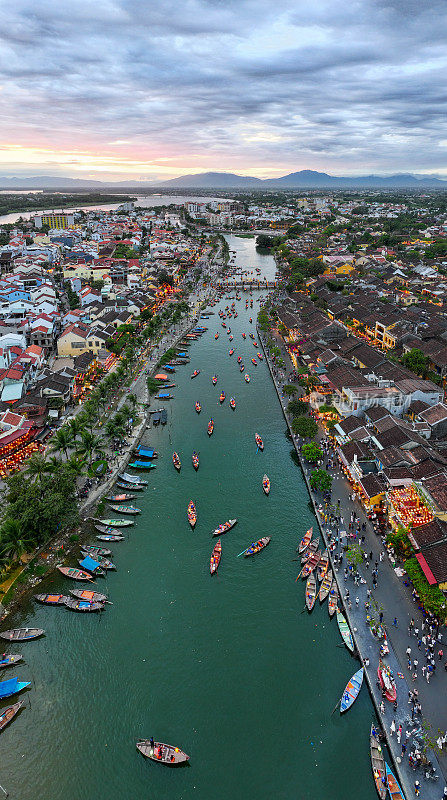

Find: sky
<box><xmin>0</xmin><ymin>0</ymin><xmax>446</xmax><ymax>181</ymax></box>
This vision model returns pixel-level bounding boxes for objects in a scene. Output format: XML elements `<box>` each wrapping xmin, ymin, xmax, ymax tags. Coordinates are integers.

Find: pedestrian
<box><xmin>390</xmin><ymin>720</ymin><xmax>396</xmax><ymax>737</ymax></box>
<box><xmin>412</xmin><ymin>671</ymin><xmax>417</xmax><ymax>682</ymax></box>
<box><xmin>413</xmin><ymin>659</ymin><xmax>418</xmax><ymax>670</ymax></box>
<box><xmin>355</xmin><ymin>597</ymin><xmax>359</xmax><ymax>607</ymax></box>
<box><xmin>439</xmin><ymin>649</ymin><xmax>444</xmax><ymax>661</ymax></box>
<box><xmin>393</xmin><ymin>617</ymin><xmax>398</xmax><ymax>627</ymax></box>
<box><xmin>380</xmin><ymin>701</ymin><xmax>385</xmax><ymax>714</ymax></box>
<box><xmin>406</xmin><ymin>646</ymin><xmax>412</xmax><ymax>657</ymax></box>
<box><xmin>426</xmin><ymin>671</ymin><xmax>430</xmax><ymax>684</ymax></box>
<box><xmin>397</xmin><ymin>724</ymin><xmax>402</xmax><ymax>744</ymax></box>
<box><xmin>401</xmin><ymin>741</ymin><xmax>407</xmax><ymax>756</ymax></box>
<box><xmin>422</xmin><ymin>665</ymin><xmax>426</xmax><ymax>678</ymax></box>
<box><xmin>393</xmin><ymin>699</ymin><xmax>398</xmax><ymax>713</ymax></box>
<box><xmin>414</xmin><ymin>780</ymin><xmax>420</xmax><ymax>796</ymax></box>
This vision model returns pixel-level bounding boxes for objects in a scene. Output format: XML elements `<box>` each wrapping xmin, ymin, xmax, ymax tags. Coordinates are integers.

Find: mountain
<box><xmin>0</xmin><ymin>170</ymin><xmax>446</xmax><ymax>190</ymax></box>
<box><xmin>161</xmin><ymin>171</ymin><xmax>263</xmax><ymax>188</ymax></box>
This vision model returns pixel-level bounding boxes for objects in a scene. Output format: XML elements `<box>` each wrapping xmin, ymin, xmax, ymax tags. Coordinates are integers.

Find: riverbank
<box><xmin>257</xmin><ymin>323</ymin><xmax>446</xmax><ymax>799</ymax></box>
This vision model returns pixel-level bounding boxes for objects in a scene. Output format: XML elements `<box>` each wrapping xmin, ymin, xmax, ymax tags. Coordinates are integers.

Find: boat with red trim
<box><xmin>187</xmin><ymin>500</ymin><xmax>197</xmax><ymax>528</ymax></box>
<box><xmin>255</xmin><ymin>433</ymin><xmax>264</xmax><ymax>450</ymax></box>
<box><xmin>210</xmin><ymin>540</ymin><xmax>222</xmax><ymax>574</ymax></box>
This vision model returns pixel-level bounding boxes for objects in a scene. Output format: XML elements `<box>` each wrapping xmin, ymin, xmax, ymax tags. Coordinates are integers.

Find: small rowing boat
<box><xmin>257</xmin><ymin>352</ymin><xmax>263</xmax><ymax>360</ymax></box>
<box><xmin>82</xmin><ymin>545</ymin><xmax>112</xmax><ymax>557</ymax></box>
<box><xmin>105</xmin><ymin>494</ymin><xmax>135</xmax><ymax>503</ymax></box>
<box><xmin>96</xmin><ymin>533</ymin><xmax>125</xmax><ymax>542</ymax></box>
<box><xmin>300</xmin><ymin>551</ymin><xmax>321</xmax><ymax>580</ymax></box>
<box><xmin>214</xmin><ymin>333</ymin><xmax>219</xmax><ymax>339</ymax></box>
<box><xmin>116</xmin><ymin>482</ymin><xmax>145</xmax><ymax>491</ymax></box>
<box><xmin>377</xmin><ymin>660</ymin><xmax>397</xmax><ymax>702</ymax></box>
<box><xmin>0</xmin><ymin>654</ymin><xmax>22</xmax><ymax>669</ymax></box>
<box><xmin>244</xmin><ymin>374</ymin><xmax>250</xmax><ymax>382</ymax></box>
<box><xmin>305</xmin><ymin>573</ymin><xmax>317</xmax><ymax>611</ymax></box>
<box><xmin>34</xmin><ymin>593</ymin><xmax>67</xmax><ymax>606</ymax></box>
<box><xmin>192</xmin><ymin>451</ymin><xmax>199</xmax><ymax>470</ymax></box>
<box><xmin>0</xmin><ymin>628</ymin><xmax>44</xmax><ymax>641</ymax></box>
<box><xmin>210</xmin><ymin>540</ymin><xmax>222</xmax><ymax>574</ymax></box>
<box><xmin>212</xmin><ymin>519</ymin><xmax>237</xmax><ymax>536</ymax></box>
<box><xmin>229</xmin><ymin>349</ymin><xmax>234</xmax><ymax>356</ymax></box>
<box><xmin>119</xmin><ymin>473</ymin><xmax>148</xmax><ymax>485</ymax></box>
<box><xmin>237</xmin><ymin>356</ymin><xmax>242</xmax><ymax>363</ymax></box>
<box><xmin>340</xmin><ymin>668</ymin><xmax>364</xmax><ymax>713</ymax></box>
<box><xmin>172</xmin><ymin>452</ymin><xmax>181</xmax><ymax>471</ymax></box>
<box><xmin>77</xmin><ymin>557</ymin><xmax>106</xmax><ymax>577</ymax></box>
<box><xmin>108</xmin><ymin>505</ymin><xmax>140</xmax><ymax>515</ymax></box>
<box><xmin>243</xmin><ymin>536</ymin><xmax>270</xmax><ymax>557</ymax></box>
<box><xmin>319</xmin><ymin>569</ymin><xmax>333</xmax><ymax>602</ymax></box>
<box><xmin>370</xmin><ymin>725</ymin><xmax>387</xmax><ymax>799</ymax></box>
<box><xmin>298</xmin><ymin>527</ymin><xmax>313</xmax><ymax>553</ymax></box>
<box><xmin>229</xmin><ymin>335</ymin><xmax>233</xmax><ymax>341</ymax></box>
<box><xmin>255</xmin><ymin>433</ymin><xmax>264</xmax><ymax>450</ymax></box>
<box><xmin>191</xmin><ymin>370</ymin><xmax>200</xmax><ymax>379</ymax></box>
<box><xmin>328</xmin><ymin>580</ymin><xmax>338</xmax><ymax>616</ymax></box>
<box><xmin>212</xmin><ymin>375</ymin><xmax>218</xmax><ymax>385</ymax></box>
<box><xmin>219</xmin><ymin>390</ymin><xmax>225</xmax><ymax>403</ymax></box>
<box><xmin>128</xmin><ymin>461</ymin><xmax>156</xmax><ymax>470</ymax></box>
<box><xmin>251</xmin><ymin>358</ymin><xmax>257</xmax><ymax>366</ymax></box>
<box><xmin>229</xmin><ymin>397</ymin><xmax>236</xmax><ymax>410</ymax></box>
<box><xmin>195</xmin><ymin>402</ymin><xmax>201</xmax><ymax>413</ymax></box>
<box><xmin>0</xmin><ymin>677</ymin><xmax>30</xmax><ymax>699</ymax></box>
<box><xmin>0</xmin><ymin>701</ymin><xmax>23</xmax><ymax>732</ymax></box>
<box><xmin>187</xmin><ymin>500</ymin><xmax>197</xmax><ymax>528</ymax></box>
<box><xmin>57</xmin><ymin>566</ymin><xmax>92</xmax><ymax>581</ymax></box>
<box><xmin>385</xmin><ymin>763</ymin><xmax>405</xmax><ymax>800</ymax></box>
<box><xmin>136</xmin><ymin>739</ymin><xmax>190</xmax><ymax>765</ymax></box>
<box><xmin>64</xmin><ymin>598</ymin><xmax>104</xmax><ymax>612</ymax></box>
<box><xmin>336</xmin><ymin>610</ymin><xmax>354</xmax><ymax>652</ymax></box>
<box><xmin>94</xmin><ymin>518</ymin><xmax>133</xmax><ymax>527</ymax></box>
<box><xmin>262</xmin><ymin>475</ymin><xmax>270</xmax><ymax>495</ymax></box>
<box><xmin>240</xmin><ymin>364</ymin><xmax>245</xmax><ymax>372</ymax></box>
<box><xmin>70</xmin><ymin>589</ymin><xmax>108</xmax><ymax>603</ymax></box>
<box><xmin>316</xmin><ymin>549</ymin><xmax>329</xmax><ymax>582</ymax></box>
<box><xmin>301</xmin><ymin>538</ymin><xmax>320</xmax><ymax>563</ymax></box>
<box><xmin>207</xmin><ymin>419</ymin><xmax>214</xmax><ymax>436</ymax></box>
<box><xmin>242</xmin><ymin>333</ymin><xmax>246</xmax><ymax>339</ymax></box>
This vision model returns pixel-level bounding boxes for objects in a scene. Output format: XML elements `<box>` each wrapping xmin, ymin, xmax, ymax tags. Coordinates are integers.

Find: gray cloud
<box><xmin>0</xmin><ymin>0</ymin><xmax>446</xmax><ymax>175</ymax></box>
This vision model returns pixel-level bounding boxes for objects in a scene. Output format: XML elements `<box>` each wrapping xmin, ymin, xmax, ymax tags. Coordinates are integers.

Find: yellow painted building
<box><xmin>35</xmin><ymin>213</ymin><xmax>75</xmax><ymax>229</ymax></box>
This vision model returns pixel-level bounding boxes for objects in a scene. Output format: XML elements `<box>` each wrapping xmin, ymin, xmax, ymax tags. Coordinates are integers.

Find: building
<box><xmin>34</xmin><ymin>213</ymin><xmax>75</xmax><ymax>230</ymax></box>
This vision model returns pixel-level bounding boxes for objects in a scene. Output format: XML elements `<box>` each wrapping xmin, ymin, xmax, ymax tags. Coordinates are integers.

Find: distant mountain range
<box><xmin>1</xmin><ymin>170</ymin><xmax>447</xmax><ymax>190</ymax></box>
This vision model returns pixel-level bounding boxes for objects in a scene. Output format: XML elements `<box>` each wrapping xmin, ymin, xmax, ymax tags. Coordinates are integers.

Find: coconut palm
<box><xmin>75</xmin><ymin>431</ymin><xmax>104</xmax><ymax>465</ymax></box>
<box><xmin>24</xmin><ymin>454</ymin><xmax>54</xmax><ymax>483</ymax></box>
<box><xmin>49</xmin><ymin>427</ymin><xmax>73</xmax><ymax>460</ymax></box>
<box><xmin>128</xmin><ymin>393</ymin><xmax>138</xmax><ymax>410</ymax></box>
<box><xmin>67</xmin><ymin>417</ymin><xmax>84</xmax><ymax>442</ymax></box>
<box><xmin>65</xmin><ymin>454</ymin><xmax>87</xmax><ymax>477</ymax></box>
<box><xmin>0</xmin><ymin>519</ymin><xmax>31</xmax><ymax>565</ymax></box>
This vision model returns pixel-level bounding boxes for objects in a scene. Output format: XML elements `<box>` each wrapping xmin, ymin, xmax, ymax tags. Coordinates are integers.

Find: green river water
<box><xmin>0</xmin><ymin>235</ymin><xmax>377</xmax><ymax>800</ymax></box>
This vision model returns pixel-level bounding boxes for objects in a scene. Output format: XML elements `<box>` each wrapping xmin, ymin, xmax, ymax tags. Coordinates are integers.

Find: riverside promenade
<box><xmin>257</xmin><ymin>324</ymin><xmax>445</xmax><ymax>800</ymax></box>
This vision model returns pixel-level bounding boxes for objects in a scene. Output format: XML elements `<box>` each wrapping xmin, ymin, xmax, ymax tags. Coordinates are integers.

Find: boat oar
<box><xmin>236</xmin><ymin>547</ymin><xmax>248</xmax><ymax>557</ymax></box>
<box><xmin>331</xmin><ymin>700</ymin><xmax>341</xmax><ymax>715</ymax></box>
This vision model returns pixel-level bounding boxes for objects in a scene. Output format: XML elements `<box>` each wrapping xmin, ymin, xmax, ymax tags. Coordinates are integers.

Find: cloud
<box><xmin>0</xmin><ymin>0</ymin><xmax>445</xmax><ymax>177</ymax></box>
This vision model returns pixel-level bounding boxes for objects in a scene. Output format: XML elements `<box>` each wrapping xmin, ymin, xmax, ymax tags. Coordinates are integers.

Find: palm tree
<box><xmin>104</xmin><ymin>419</ymin><xmax>118</xmax><ymax>442</ymax></box>
<box><xmin>75</xmin><ymin>431</ymin><xmax>104</xmax><ymax>465</ymax></box>
<box><xmin>67</xmin><ymin>417</ymin><xmax>83</xmax><ymax>442</ymax></box>
<box><xmin>65</xmin><ymin>454</ymin><xmax>87</xmax><ymax>477</ymax></box>
<box><xmin>49</xmin><ymin>427</ymin><xmax>73</xmax><ymax>460</ymax></box>
<box><xmin>24</xmin><ymin>454</ymin><xmax>54</xmax><ymax>483</ymax></box>
<box><xmin>128</xmin><ymin>393</ymin><xmax>138</xmax><ymax>410</ymax></box>
<box><xmin>0</xmin><ymin>519</ymin><xmax>31</xmax><ymax>565</ymax></box>
<box><xmin>120</xmin><ymin>404</ymin><xmax>132</xmax><ymax>422</ymax></box>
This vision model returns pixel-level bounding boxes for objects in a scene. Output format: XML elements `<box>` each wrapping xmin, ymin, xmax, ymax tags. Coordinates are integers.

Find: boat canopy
<box><xmin>79</xmin><ymin>555</ymin><xmax>101</xmax><ymax>572</ymax></box>
<box><xmin>129</xmin><ymin>460</ymin><xmax>155</xmax><ymax>468</ymax></box>
<box><xmin>136</xmin><ymin>448</ymin><xmax>154</xmax><ymax>458</ymax></box>
<box><xmin>154</xmin><ymin>374</ymin><xmax>168</xmax><ymax>380</ymax></box>
<box><xmin>0</xmin><ymin>678</ymin><xmax>24</xmax><ymax>698</ymax></box>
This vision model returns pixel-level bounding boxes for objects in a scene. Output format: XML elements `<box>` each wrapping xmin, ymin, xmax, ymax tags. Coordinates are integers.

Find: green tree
<box><xmin>302</xmin><ymin>442</ymin><xmax>323</xmax><ymax>462</ymax></box>
<box><xmin>75</xmin><ymin>432</ymin><xmax>104</xmax><ymax>465</ymax></box>
<box><xmin>49</xmin><ymin>427</ymin><xmax>73</xmax><ymax>460</ymax></box>
<box><xmin>0</xmin><ymin>519</ymin><xmax>31</xmax><ymax>565</ymax></box>
<box><xmin>291</xmin><ymin>416</ymin><xmax>318</xmax><ymax>438</ymax></box>
<box><xmin>287</xmin><ymin>399</ymin><xmax>308</xmax><ymax>416</ymax></box>
<box><xmin>283</xmin><ymin>384</ymin><xmax>297</xmax><ymax>397</ymax></box>
<box><xmin>310</xmin><ymin>468</ymin><xmax>332</xmax><ymax>493</ymax></box>
<box><xmin>401</xmin><ymin>348</ymin><xmax>429</xmax><ymax>378</ymax></box>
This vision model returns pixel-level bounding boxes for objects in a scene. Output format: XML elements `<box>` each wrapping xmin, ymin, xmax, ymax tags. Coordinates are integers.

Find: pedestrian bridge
<box><xmin>216</xmin><ymin>279</ymin><xmax>277</xmax><ymax>290</ymax></box>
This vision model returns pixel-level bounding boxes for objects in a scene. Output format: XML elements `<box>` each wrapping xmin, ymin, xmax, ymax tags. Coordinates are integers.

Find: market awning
<box><xmin>415</xmin><ymin>553</ymin><xmax>437</xmax><ymax>586</ymax></box>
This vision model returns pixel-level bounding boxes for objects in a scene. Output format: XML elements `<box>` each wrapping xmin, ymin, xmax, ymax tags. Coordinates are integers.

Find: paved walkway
<box><xmin>258</xmin><ymin>326</ymin><xmax>446</xmax><ymax>800</ymax></box>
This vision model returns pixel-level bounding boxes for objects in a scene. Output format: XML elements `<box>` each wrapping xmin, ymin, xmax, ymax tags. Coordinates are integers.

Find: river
<box><xmin>0</xmin><ymin>195</ymin><xmax>228</xmax><ymax>226</ymax></box>
<box><xmin>0</xmin><ymin>236</ymin><xmax>377</xmax><ymax>800</ymax></box>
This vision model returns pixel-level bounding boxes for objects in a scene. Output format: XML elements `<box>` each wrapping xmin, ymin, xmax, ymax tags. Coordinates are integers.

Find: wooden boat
<box><xmin>212</xmin><ymin>519</ymin><xmax>237</xmax><ymax>536</ymax></box>
<box><xmin>136</xmin><ymin>739</ymin><xmax>190</xmax><ymax>765</ymax></box>
<box><xmin>70</xmin><ymin>589</ymin><xmax>108</xmax><ymax>603</ymax></box>
<box><xmin>243</xmin><ymin>536</ymin><xmax>270</xmax><ymax>557</ymax></box>
<box><xmin>300</xmin><ymin>551</ymin><xmax>321</xmax><ymax>579</ymax></box>
<box><xmin>116</xmin><ymin>482</ymin><xmax>145</xmax><ymax>491</ymax></box>
<box><xmin>244</xmin><ymin>374</ymin><xmax>250</xmax><ymax>383</ymax></box>
<box><xmin>0</xmin><ymin>628</ymin><xmax>44</xmax><ymax>641</ymax></box>
<box><xmin>319</xmin><ymin>569</ymin><xmax>333</xmax><ymax>602</ymax></box>
<box><xmin>298</xmin><ymin>527</ymin><xmax>313</xmax><ymax>553</ymax></box>
<box><xmin>105</xmin><ymin>494</ymin><xmax>135</xmax><ymax>503</ymax></box>
<box><xmin>152</xmin><ymin>411</ymin><xmax>161</xmax><ymax>426</ymax></box>
<box><xmin>80</xmin><ymin>553</ymin><xmax>116</xmax><ymax>571</ymax></box>
<box><xmin>242</xmin><ymin>333</ymin><xmax>246</xmax><ymax>339</ymax></box>
<box><xmin>214</xmin><ymin>333</ymin><xmax>219</xmax><ymax>339</ymax></box>
<box><xmin>207</xmin><ymin>419</ymin><xmax>214</xmax><ymax>436</ymax></box>
<box><xmin>0</xmin><ymin>677</ymin><xmax>30</xmax><ymax>699</ymax></box>
<box><xmin>340</xmin><ymin>668</ymin><xmax>364</xmax><ymax>713</ymax></box>
<box><xmin>0</xmin><ymin>654</ymin><xmax>22</xmax><ymax>669</ymax></box>
<box><xmin>127</xmin><ymin>461</ymin><xmax>156</xmax><ymax>470</ymax></box>
<box><xmin>210</xmin><ymin>539</ymin><xmax>222</xmax><ymax>574</ymax></box>
<box><xmin>192</xmin><ymin>451</ymin><xmax>199</xmax><ymax>470</ymax></box>
<box><xmin>328</xmin><ymin>580</ymin><xmax>338</xmax><ymax>616</ymax></box>
<box><xmin>370</xmin><ymin>724</ymin><xmax>387</xmax><ymax>799</ymax></box>
<box><xmin>229</xmin><ymin>349</ymin><xmax>234</xmax><ymax>356</ymax></box>
<box><xmin>237</xmin><ymin>356</ymin><xmax>242</xmax><ymax>363</ymax></box>
<box><xmin>249</xmin><ymin>333</ymin><xmax>254</xmax><ymax>339</ymax></box>
<box><xmin>97</xmin><ymin>534</ymin><xmax>125</xmax><ymax>542</ymax></box>
<box><xmin>212</xmin><ymin>375</ymin><xmax>218</xmax><ymax>385</ymax></box>
<box><xmin>336</xmin><ymin>610</ymin><xmax>354</xmax><ymax>652</ymax></box>
<box><xmin>385</xmin><ymin>763</ymin><xmax>405</xmax><ymax>800</ymax></box>
<box><xmin>255</xmin><ymin>433</ymin><xmax>264</xmax><ymax>450</ymax></box>
<box><xmin>119</xmin><ymin>473</ymin><xmax>149</xmax><ymax>485</ymax></box>
<box><xmin>34</xmin><ymin>593</ymin><xmax>68</xmax><ymax>606</ymax></box>
<box><xmin>0</xmin><ymin>700</ymin><xmax>23</xmax><ymax>732</ymax></box>
<box><xmin>77</xmin><ymin>558</ymin><xmax>105</xmax><ymax>577</ymax></box>
<box><xmin>81</xmin><ymin>545</ymin><xmax>112</xmax><ymax>557</ymax></box>
<box><xmin>300</xmin><ymin>538</ymin><xmax>320</xmax><ymax>563</ymax></box>
<box><xmin>64</xmin><ymin>598</ymin><xmax>104</xmax><ymax>612</ymax></box>
<box><xmin>94</xmin><ymin>518</ymin><xmax>133</xmax><ymax>527</ymax></box>
<box><xmin>229</xmin><ymin>335</ymin><xmax>233</xmax><ymax>341</ymax></box>
<box><xmin>187</xmin><ymin>500</ymin><xmax>197</xmax><ymax>528</ymax></box>
<box><xmin>108</xmin><ymin>505</ymin><xmax>140</xmax><ymax>515</ymax></box>
<box><xmin>172</xmin><ymin>452</ymin><xmax>181</xmax><ymax>471</ymax></box>
<box><xmin>191</xmin><ymin>370</ymin><xmax>200</xmax><ymax>379</ymax></box>
<box><xmin>377</xmin><ymin>660</ymin><xmax>397</xmax><ymax>702</ymax></box>
<box><xmin>229</xmin><ymin>397</ymin><xmax>236</xmax><ymax>410</ymax></box>
<box><xmin>316</xmin><ymin>549</ymin><xmax>329</xmax><ymax>582</ymax></box>
<box><xmin>219</xmin><ymin>390</ymin><xmax>225</xmax><ymax>403</ymax></box>
<box><xmin>57</xmin><ymin>566</ymin><xmax>92</xmax><ymax>581</ymax></box>
<box><xmin>262</xmin><ymin>475</ymin><xmax>270</xmax><ymax>495</ymax></box>
<box><xmin>251</xmin><ymin>358</ymin><xmax>257</xmax><ymax>366</ymax></box>
<box><xmin>195</xmin><ymin>402</ymin><xmax>201</xmax><ymax>413</ymax></box>
<box><xmin>305</xmin><ymin>573</ymin><xmax>317</xmax><ymax>611</ymax></box>
<box><xmin>257</xmin><ymin>352</ymin><xmax>263</xmax><ymax>360</ymax></box>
